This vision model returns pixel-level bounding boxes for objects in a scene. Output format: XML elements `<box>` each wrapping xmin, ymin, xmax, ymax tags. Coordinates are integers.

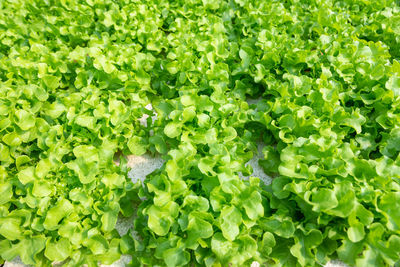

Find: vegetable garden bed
<box><xmin>1</xmin><ymin>0</ymin><xmax>400</xmax><ymax>266</ymax></box>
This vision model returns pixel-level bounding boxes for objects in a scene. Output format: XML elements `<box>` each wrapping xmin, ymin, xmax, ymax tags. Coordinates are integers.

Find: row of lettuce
<box><xmin>0</xmin><ymin>0</ymin><xmax>400</xmax><ymax>266</ymax></box>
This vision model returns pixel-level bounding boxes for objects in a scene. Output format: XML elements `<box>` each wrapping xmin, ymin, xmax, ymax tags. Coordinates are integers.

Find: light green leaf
<box><xmin>309</xmin><ymin>188</ymin><xmax>338</xmax><ymax>212</ymax></box>
<box><xmin>378</xmin><ymin>192</ymin><xmax>400</xmax><ymax>231</ymax></box>
<box><xmin>347</xmin><ymin>221</ymin><xmax>365</xmax><ymax>243</ymax></box>
<box><xmin>386</xmin><ymin>75</ymin><xmax>400</xmax><ymax>96</ymax></box>
<box><xmin>261</xmin><ymin>232</ymin><xmax>276</xmax><ymax>255</ymax></box>
<box><xmin>220</xmin><ymin>206</ymin><xmax>242</xmax><ymax>241</ymax></box>
<box><xmin>163</xmin><ymin>246</ymin><xmax>190</xmax><ymax>267</ymax></box>
<box><xmin>189</xmin><ymin>216</ymin><xmax>213</xmax><ymax>240</ymax></box>
<box><xmin>164</xmin><ymin>122</ymin><xmax>182</xmax><ymax>138</ymax></box>
<box><xmin>84</xmin><ymin>235</ymin><xmax>109</xmax><ymax>255</ymax></box>
<box><xmin>0</xmin><ymin>218</ymin><xmax>22</xmax><ymax>240</ymax></box>
<box><xmin>32</xmin><ymin>180</ymin><xmax>52</xmax><ymax>197</ymax></box>
<box><xmin>42</xmin><ymin>75</ymin><xmax>60</xmax><ymax>90</ymax></box>
<box><xmin>17</xmin><ymin>167</ymin><xmax>36</xmax><ymax>185</ymax></box>
<box><xmin>127</xmin><ymin>136</ymin><xmax>147</xmax><ymax>155</ymax></box>
<box><xmin>19</xmin><ymin>236</ymin><xmax>47</xmax><ymax>265</ymax></box>
<box><xmin>102</xmin><ymin>173</ymin><xmax>125</xmax><ymax>188</ymax></box>
<box><xmin>0</xmin><ymin>182</ymin><xmax>12</xmax><ymax>205</ymax></box>
<box><xmin>14</xmin><ymin>110</ymin><xmax>35</xmax><ymax>130</ymax></box>
<box><xmin>43</xmin><ymin>198</ymin><xmax>74</xmax><ymax>230</ymax></box>
<box><xmin>44</xmin><ymin>238</ymin><xmax>71</xmax><ymax>262</ymax></box>
<box><xmin>241</xmin><ymin>190</ymin><xmax>263</xmax><ymax>220</ymax></box>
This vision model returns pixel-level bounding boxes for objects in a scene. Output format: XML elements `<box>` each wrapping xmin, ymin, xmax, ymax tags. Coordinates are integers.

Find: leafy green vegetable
<box><xmin>1</xmin><ymin>0</ymin><xmax>400</xmax><ymax>266</ymax></box>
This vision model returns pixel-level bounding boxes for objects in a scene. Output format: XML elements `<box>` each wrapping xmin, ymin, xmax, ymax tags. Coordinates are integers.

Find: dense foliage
<box><xmin>1</xmin><ymin>0</ymin><xmax>400</xmax><ymax>266</ymax></box>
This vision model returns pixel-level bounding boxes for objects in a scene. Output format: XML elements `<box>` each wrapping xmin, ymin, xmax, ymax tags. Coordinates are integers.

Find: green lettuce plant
<box><xmin>0</xmin><ymin>0</ymin><xmax>400</xmax><ymax>266</ymax></box>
